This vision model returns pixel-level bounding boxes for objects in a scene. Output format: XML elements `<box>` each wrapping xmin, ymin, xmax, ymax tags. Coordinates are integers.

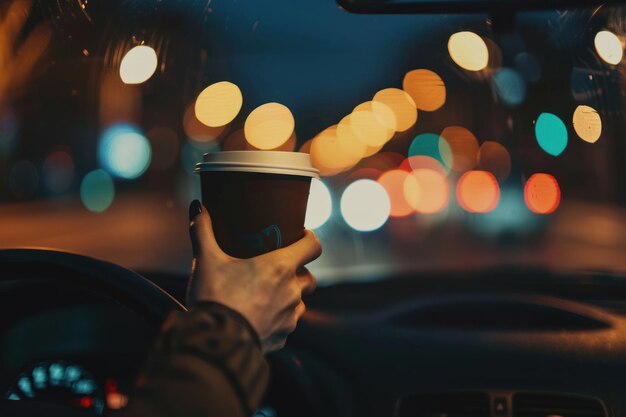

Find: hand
<box><xmin>186</xmin><ymin>200</ymin><xmax>322</xmax><ymax>353</ymax></box>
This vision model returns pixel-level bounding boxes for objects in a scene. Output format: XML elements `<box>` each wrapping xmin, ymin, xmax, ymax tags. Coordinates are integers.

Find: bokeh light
<box><xmin>340</xmin><ymin>179</ymin><xmax>391</xmax><ymax>232</ymax></box>
<box><xmin>492</xmin><ymin>68</ymin><xmax>526</xmax><ymax>107</ymax></box>
<box><xmin>448</xmin><ymin>31</ymin><xmax>489</xmax><ymax>71</ymax></box>
<box><xmin>194</xmin><ymin>81</ymin><xmax>243</xmax><ymax>127</ymax></box>
<box><xmin>248</xmin><ymin>131</ymin><xmax>297</xmax><ymax>152</ymax></box>
<box><xmin>524</xmin><ymin>173</ymin><xmax>561</xmax><ymax>214</ymax></box>
<box><xmin>354</xmin><ymin>101</ymin><xmax>397</xmax><ymax>131</ymax></box>
<box><xmin>572</xmin><ymin>105</ymin><xmax>602</xmax><ymax>143</ymax></box>
<box><xmin>408</xmin><ymin>133</ymin><xmax>452</xmax><ymax>171</ymax></box>
<box><xmin>80</xmin><ymin>169</ymin><xmax>115</xmax><ymax>213</ymax></box>
<box><xmin>311</xmin><ymin>126</ymin><xmax>360</xmax><ymax>176</ymax></box>
<box><xmin>372</xmin><ymin>88</ymin><xmax>417</xmax><ymax>132</ymax></box>
<box><xmin>440</xmin><ymin>126</ymin><xmax>478</xmax><ymax>172</ymax></box>
<box><xmin>377</xmin><ymin>169</ymin><xmax>414</xmax><ymax>217</ymax></box>
<box><xmin>244</xmin><ymin>102</ymin><xmax>295</xmax><ymax>150</ymax></box>
<box><xmin>402</xmin><ymin>69</ymin><xmax>446</xmax><ymax>111</ymax></box>
<box><xmin>305</xmin><ymin>178</ymin><xmax>332</xmax><ymax>229</ymax></box>
<box><xmin>400</xmin><ymin>155</ymin><xmax>447</xmax><ymax>175</ymax></box>
<box><xmin>594</xmin><ymin>30</ymin><xmax>623</xmax><ymax>65</ymax></box>
<box><xmin>514</xmin><ymin>52</ymin><xmax>541</xmax><ymax>82</ymax></box>
<box><xmin>477</xmin><ymin>141</ymin><xmax>511</xmax><ymax>182</ymax></box>
<box><xmin>457</xmin><ymin>171</ymin><xmax>500</xmax><ymax>213</ymax></box>
<box><xmin>184</xmin><ymin>103</ymin><xmax>227</xmax><ymax>143</ymax></box>
<box><xmin>98</xmin><ymin>124</ymin><xmax>152</xmax><ymax>179</ymax></box>
<box><xmin>119</xmin><ymin>45</ymin><xmax>158</xmax><ymax>85</ymax></box>
<box><xmin>403</xmin><ymin>169</ymin><xmax>449</xmax><ymax>214</ymax></box>
<box><xmin>42</xmin><ymin>150</ymin><xmax>74</xmax><ymax>193</ymax></box>
<box><xmin>336</xmin><ymin>115</ymin><xmax>369</xmax><ymax>160</ymax></box>
<box><xmin>535</xmin><ymin>112</ymin><xmax>568</xmax><ymax>156</ymax></box>
<box><xmin>147</xmin><ymin>127</ymin><xmax>180</xmax><ymax>170</ymax></box>
<box><xmin>344</xmin><ymin>110</ymin><xmax>391</xmax><ymax>147</ymax></box>
<box><xmin>9</xmin><ymin>160</ymin><xmax>38</xmax><ymax>198</ymax></box>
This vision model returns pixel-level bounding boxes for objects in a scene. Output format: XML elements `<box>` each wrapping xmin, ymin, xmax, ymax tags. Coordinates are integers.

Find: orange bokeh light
<box><xmin>372</xmin><ymin>88</ymin><xmax>418</xmax><ymax>132</ymax></box>
<box><xmin>403</xmin><ymin>168</ymin><xmax>449</xmax><ymax>214</ymax></box>
<box><xmin>524</xmin><ymin>173</ymin><xmax>561</xmax><ymax>214</ymax></box>
<box><xmin>456</xmin><ymin>170</ymin><xmax>500</xmax><ymax>213</ymax></box>
<box><xmin>403</xmin><ymin>69</ymin><xmax>446</xmax><ymax>112</ymax></box>
<box><xmin>399</xmin><ymin>155</ymin><xmax>447</xmax><ymax>175</ymax></box>
<box><xmin>377</xmin><ymin>169</ymin><xmax>415</xmax><ymax>217</ymax></box>
<box><xmin>310</xmin><ymin>126</ymin><xmax>360</xmax><ymax>176</ymax></box>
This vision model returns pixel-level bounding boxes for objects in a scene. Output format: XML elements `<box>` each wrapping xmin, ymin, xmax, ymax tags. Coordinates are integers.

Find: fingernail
<box><xmin>189</xmin><ymin>199</ymin><xmax>202</xmax><ymax>221</ymax></box>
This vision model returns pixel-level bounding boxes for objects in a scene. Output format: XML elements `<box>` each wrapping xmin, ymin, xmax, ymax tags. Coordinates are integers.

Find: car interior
<box><xmin>1</xmin><ymin>0</ymin><xmax>626</xmax><ymax>416</ymax></box>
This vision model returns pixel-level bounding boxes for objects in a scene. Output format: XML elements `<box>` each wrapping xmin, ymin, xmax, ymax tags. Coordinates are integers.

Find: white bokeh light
<box><xmin>594</xmin><ymin>30</ymin><xmax>623</xmax><ymax>65</ymax></box>
<box><xmin>340</xmin><ymin>179</ymin><xmax>391</xmax><ymax>232</ymax></box>
<box><xmin>305</xmin><ymin>178</ymin><xmax>332</xmax><ymax>229</ymax></box>
<box><xmin>119</xmin><ymin>45</ymin><xmax>158</xmax><ymax>84</ymax></box>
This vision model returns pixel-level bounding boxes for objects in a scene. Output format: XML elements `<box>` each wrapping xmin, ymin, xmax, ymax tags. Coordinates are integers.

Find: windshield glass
<box><xmin>1</xmin><ymin>0</ymin><xmax>625</xmax><ymax>283</ymax></box>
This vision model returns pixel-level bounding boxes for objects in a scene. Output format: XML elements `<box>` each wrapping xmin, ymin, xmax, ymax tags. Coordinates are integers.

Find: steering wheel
<box><xmin>0</xmin><ymin>248</ymin><xmax>186</xmax><ymax>417</ymax></box>
<box><xmin>0</xmin><ymin>248</ymin><xmax>186</xmax><ymax>319</ymax></box>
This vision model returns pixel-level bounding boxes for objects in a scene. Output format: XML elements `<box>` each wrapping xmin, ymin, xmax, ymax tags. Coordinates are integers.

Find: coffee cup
<box><xmin>195</xmin><ymin>151</ymin><xmax>319</xmax><ymax>258</ymax></box>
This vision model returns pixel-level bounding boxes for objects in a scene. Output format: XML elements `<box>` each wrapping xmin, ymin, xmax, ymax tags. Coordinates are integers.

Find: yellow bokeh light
<box><xmin>372</xmin><ymin>88</ymin><xmax>417</xmax><ymax>132</ymax></box>
<box><xmin>403</xmin><ymin>69</ymin><xmax>446</xmax><ymax>112</ymax></box>
<box><xmin>310</xmin><ymin>126</ymin><xmax>360</xmax><ymax>176</ymax></box>
<box><xmin>337</xmin><ymin>115</ymin><xmax>368</xmax><ymax>160</ymax></box>
<box><xmin>194</xmin><ymin>81</ymin><xmax>243</xmax><ymax>127</ymax></box>
<box><xmin>572</xmin><ymin>105</ymin><xmax>602</xmax><ymax>143</ymax></box>
<box><xmin>594</xmin><ymin>30</ymin><xmax>623</xmax><ymax>65</ymax></box>
<box><xmin>403</xmin><ymin>168</ymin><xmax>449</xmax><ymax>214</ymax></box>
<box><xmin>183</xmin><ymin>103</ymin><xmax>227</xmax><ymax>142</ymax></box>
<box><xmin>448</xmin><ymin>32</ymin><xmax>489</xmax><ymax>71</ymax></box>
<box><xmin>440</xmin><ymin>126</ymin><xmax>479</xmax><ymax>172</ymax></box>
<box><xmin>244</xmin><ymin>102</ymin><xmax>295</xmax><ymax>150</ymax></box>
<box><xmin>119</xmin><ymin>45</ymin><xmax>158</xmax><ymax>85</ymax></box>
<box><xmin>347</xmin><ymin>110</ymin><xmax>391</xmax><ymax>147</ymax></box>
<box><xmin>477</xmin><ymin>141</ymin><xmax>511</xmax><ymax>182</ymax></box>
<box><xmin>247</xmin><ymin>131</ymin><xmax>296</xmax><ymax>152</ymax></box>
<box><xmin>354</xmin><ymin>101</ymin><xmax>397</xmax><ymax>131</ymax></box>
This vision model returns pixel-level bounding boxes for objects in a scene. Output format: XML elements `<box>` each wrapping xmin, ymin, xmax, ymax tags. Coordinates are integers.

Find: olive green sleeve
<box><xmin>110</xmin><ymin>302</ymin><xmax>269</xmax><ymax>417</ymax></box>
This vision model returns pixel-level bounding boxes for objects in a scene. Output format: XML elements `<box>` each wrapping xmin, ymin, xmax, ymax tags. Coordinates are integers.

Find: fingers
<box><xmin>296</xmin><ymin>267</ymin><xmax>317</xmax><ymax>296</ymax></box>
<box><xmin>263</xmin><ymin>301</ymin><xmax>306</xmax><ymax>353</ymax></box>
<box><xmin>188</xmin><ymin>200</ymin><xmax>228</xmax><ymax>261</ymax></box>
<box><xmin>265</xmin><ymin>229</ymin><xmax>322</xmax><ymax>270</ymax></box>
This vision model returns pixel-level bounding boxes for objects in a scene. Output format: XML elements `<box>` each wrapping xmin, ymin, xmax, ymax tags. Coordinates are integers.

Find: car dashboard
<box><xmin>4</xmin><ymin>269</ymin><xmax>626</xmax><ymax>417</ymax></box>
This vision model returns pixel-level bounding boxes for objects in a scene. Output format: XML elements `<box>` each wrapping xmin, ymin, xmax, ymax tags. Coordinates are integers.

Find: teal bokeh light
<box><xmin>535</xmin><ymin>113</ymin><xmax>568</xmax><ymax>156</ymax></box>
<box><xmin>80</xmin><ymin>169</ymin><xmax>115</xmax><ymax>213</ymax></box>
<box><xmin>98</xmin><ymin>124</ymin><xmax>152</xmax><ymax>179</ymax></box>
<box><xmin>408</xmin><ymin>133</ymin><xmax>452</xmax><ymax>170</ymax></box>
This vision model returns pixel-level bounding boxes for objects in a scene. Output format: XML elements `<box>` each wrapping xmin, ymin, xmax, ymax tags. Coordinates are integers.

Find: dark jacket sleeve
<box><xmin>110</xmin><ymin>302</ymin><xmax>269</xmax><ymax>417</ymax></box>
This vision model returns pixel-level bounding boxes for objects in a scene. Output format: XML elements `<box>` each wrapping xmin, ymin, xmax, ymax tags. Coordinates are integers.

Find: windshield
<box><xmin>1</xmin><ymin>0</ymin><xmax>625</xmax><ymax>283</ymax></box>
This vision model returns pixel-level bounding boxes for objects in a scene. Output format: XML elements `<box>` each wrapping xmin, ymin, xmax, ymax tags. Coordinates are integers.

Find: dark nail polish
<box><xmin>189</xmin><ymin>199</ymin><xmax>202</xmax><ymax>221</ymax></box>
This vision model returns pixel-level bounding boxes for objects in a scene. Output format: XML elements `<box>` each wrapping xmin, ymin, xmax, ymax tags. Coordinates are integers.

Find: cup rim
<box><xmin>194</xmin><ymin>150</ymin><xmax>320</xmax><ymax>179</ymax></box>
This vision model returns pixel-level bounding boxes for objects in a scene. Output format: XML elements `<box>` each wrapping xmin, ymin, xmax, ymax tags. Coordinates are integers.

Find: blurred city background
<box><xmin>1</xmin><ymin>0</ymin><xmax>625</xmax><ymax>283</ymax></box>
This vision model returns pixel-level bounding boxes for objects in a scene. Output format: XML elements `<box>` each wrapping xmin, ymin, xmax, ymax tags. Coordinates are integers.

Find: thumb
<box><xmin>189</xmin><ymin>200</ymin><xmax>228</xmax><ymax>260</ymax></box>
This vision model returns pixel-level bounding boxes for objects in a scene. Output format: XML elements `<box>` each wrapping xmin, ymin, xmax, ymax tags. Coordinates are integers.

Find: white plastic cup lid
<box><xmin>194</xmin><ymin>151</ymin><xmax>319</xmax><ymax>179</ymax></box>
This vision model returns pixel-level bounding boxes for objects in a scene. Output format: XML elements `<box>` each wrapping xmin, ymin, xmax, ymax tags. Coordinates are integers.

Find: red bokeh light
<box><xmin>524</xmin><ymin>173</ymin><xmax>561</xmax><ymax>214</ymax></box>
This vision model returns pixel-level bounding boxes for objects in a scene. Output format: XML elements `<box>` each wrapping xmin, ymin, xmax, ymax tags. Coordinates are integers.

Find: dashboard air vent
<box><xmin>397</xmin><ymin>392</ymin><xmax>490</xmax><ymax>417</ymax></box>
<box><xmin>513</xmin><ymin>393</ymin><xmax>606</xmax><ymax>417</ymax></box>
